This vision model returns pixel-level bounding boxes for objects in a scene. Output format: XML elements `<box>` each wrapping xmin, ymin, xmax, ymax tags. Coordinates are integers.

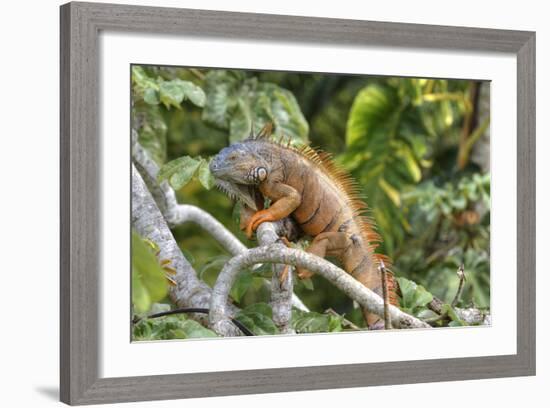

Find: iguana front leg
<box><xmin>245</xmin><ymin>181</ymin><xmax>301</xmax><ymax>239</ymax></box>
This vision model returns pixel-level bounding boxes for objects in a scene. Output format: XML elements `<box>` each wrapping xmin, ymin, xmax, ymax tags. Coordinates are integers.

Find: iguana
<box><xmin>209</xmin><ymin>124</ymin><xmax>398</xmax><ymax>329</ymax></box>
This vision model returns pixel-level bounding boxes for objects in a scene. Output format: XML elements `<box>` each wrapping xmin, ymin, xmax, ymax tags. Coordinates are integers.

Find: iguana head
<box><xmin>209</xmin><ymin>141</ymin><xmax>269</xmax><ymax>210</ymax></box>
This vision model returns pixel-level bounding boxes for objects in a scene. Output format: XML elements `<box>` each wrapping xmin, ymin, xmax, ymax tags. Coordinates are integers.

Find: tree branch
<box><xmin>428</xmin><ymin>296</ymin><xmax>491</xmax><ymax>326</ymax></box>
<box><xmin>169</xmin><ymin>204</ymin><xmax>248</xmax><ymax>256</ymax></box>
<box><xmin>132</xmin><ymin>164</ymin><xmax>241</xmax><ymax>335</ymax></box>
<box><xmin>379</xmin><ymin>260</ymin><xmax>392</xmax><ymax>330</ymax></box>
<box><xmin>132</xmin><ymin>165</ymin><xmax>210</xmax><ymax>308</ymax></box>
<box><xmin>132</xmin><ymin>134</ymin><xmax>308</xmax><ymax>312</ymax></box>
<box><xmin>256</xmin><ymin>222</ymin><xmax>296</xmax><ymax>334</ymax></box>
<box><xmin>209</xmin><ymin>244</ymin><xmax>430</xmax><ymax>335</ymax></box>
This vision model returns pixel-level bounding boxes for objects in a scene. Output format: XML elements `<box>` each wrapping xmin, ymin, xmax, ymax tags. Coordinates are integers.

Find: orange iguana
<box><xmin>209</xmin><ymin>124</ymin><xmax>398</xmax><ymax>329</ymax></box>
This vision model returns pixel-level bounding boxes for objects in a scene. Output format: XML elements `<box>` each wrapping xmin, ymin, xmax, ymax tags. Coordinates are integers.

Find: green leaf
<box><xmin>131</xmin><ymin>66</ymin><xmax>158</xmax><ymax>94</ymax></box>
<box><xmin>328</xmin><ymin>315</ymin><xmax>344</xmax><ymax>332</ymax></box>
<box><xmin>132</xmin><ymin>312</ymin><xmax>218</xmax><ymax>341</ymax></box>
<box><xmin>159</xmin><ymin>79</ymin><xmax>206</xmax><ymax>109</ymax></box>
<box><xmin>379</xmin><ymin>178</ymin><xmax>401</xmax><ymax>207</ymax></box>
<box><xmin>442</xmin><ymin>304</ymin><xmax>465</xmax><ymax>326</ymax></box>
<box><xmin>202</xmin><ymin>70</ymin><xmax>241</xmax><ymax>128</ymax></box>
<box><xmin>291</xmin><ymin>309</ymin><xmax>341</xmax><ymax>333</ymax></box>
<box><xmin>143</xmin><ymin>88</ymin><xmax>160</xmax><ymax>105</ymax></box>
<box><xmin>235</xmin><ymin>303</ymin><xmax>278</xmax><ymax>335</ymax></box>
<box><xmin>396</xmin><ymin>277</ymin><xmax>433</xmax><ymax>314</ymax></box>
<box><xmin>159</xmin><ymin>80</ymin><xmax>185</xmax><ymax>109</ymax></box>
<box><xmin>301</xmin><ymin>278</ymin><xmax>315</xmax><ymax>291</ymax></box>
<box><xmin>230</xmin><ymin>271</ymin><xmax>253</xmax><ymax>303</ymax></box>
<box><xmin>201</xmin><ymin>70</ymin><xmax>309</xmax><ymax>144</ymax></box>
<box><xmin>158</xmin><ymin>156</ymin><xmax>201</xmax><ymax>190</ymax></box>
<box><xmin>253</xmin><ymin>83</ymin><xmax>309</xmax><ymax>144</ymax></box>
<box><xmin>198</xmin><ymin>255</ymin><xmax>230</xmax><ymax>286</ymax></box>
<box><xmin>246</xmin><ymin>263</ymin><xmax>273</xmax><ymax>279</ymax></box>
<box><xmin>413</xmin><ymin>285</ymin><xmax>434</xmax><ymax>308</ymax></box>
<box><xmin>229</xmin><ymin>99</ymin><xmax>252</xmax><ymax>143</ymax></box>
<box><xmin>180</xmin><ymin>320</ymin><xmax>218</xmax><ymax>338</ymax></box>
<box><xmin>346</xmin><ymin>84</ymin><xmax>395</xmax><ymax>147</ymax></box>
<box><xmin>133</xmin><ymin>102</ymin><xmax>167</xmax><ymax>165</ymax></box>
<box><xmin>450</xmin><ymin>195</ymin><xmax>467</xmax><ymax>210</ymax></box>
<box><xmin>395</xmin><ymin>145</ymin><xmax>422</xmax><ymax>182</ymax></box>
<box><xmin>131</xmin><ymin>274</ymin><xmax>150</xmax><ymax>315</ymax></box>
<box><xmin>343</xmin><ymin>83</ymin><xmax>425</xmax><ymax>252</ymax></box>
<box><xmin>241</xmin><ymin>302</ymin><xmax>273</xmax><ymax>318</ymax></box>
<box><xmin>197</xmin><ymin>159</ymin><xmax>216</xmax><ymax>190</ymax></box>
<box><xmin>178</xmin><ymin>80</ymin><xmax>206</xmax><ymax>107</ymax></box>
<box><xmin>131</xmin><ymin>230</ymin><xmax>169</xmax><ymax>314</ymax></box>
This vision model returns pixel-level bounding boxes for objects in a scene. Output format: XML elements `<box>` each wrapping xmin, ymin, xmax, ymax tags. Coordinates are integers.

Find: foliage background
<box><xmin>131</xmin><ymin>65</ymin><xmax>490</xmax><ymax>338</ymax></box>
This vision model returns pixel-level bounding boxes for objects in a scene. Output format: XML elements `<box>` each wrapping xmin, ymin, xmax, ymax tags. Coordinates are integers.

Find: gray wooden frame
<box><xmin>60</xmin><ymin>1</ymin><xmax>536</xmax><ymax>405</ymax></box>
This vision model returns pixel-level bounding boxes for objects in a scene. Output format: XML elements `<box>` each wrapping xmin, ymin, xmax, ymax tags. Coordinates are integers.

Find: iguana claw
<box><xmin>245</xmin><ymin>209</ymin><xmax>277</xmax><ymax>239</ymax></box>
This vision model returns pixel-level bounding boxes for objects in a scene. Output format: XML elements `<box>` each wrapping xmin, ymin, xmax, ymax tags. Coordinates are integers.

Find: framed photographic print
<box><xmin>60</xmin><ymin>1</ymin><xmax>535</xmax><ymax>405</ymax></box>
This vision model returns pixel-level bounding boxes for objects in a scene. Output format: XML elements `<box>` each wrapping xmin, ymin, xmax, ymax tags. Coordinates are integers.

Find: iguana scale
<box><xmin>210</xmin><ymin>124</ymin><xmax>398</xmax><ymax>329</ymax></box>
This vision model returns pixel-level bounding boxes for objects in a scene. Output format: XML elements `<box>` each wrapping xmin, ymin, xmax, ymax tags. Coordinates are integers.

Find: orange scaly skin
<box><xmin>210</xmin><ymin>126</ymin><xmax>398</xmax><ymax>328</ymax></box>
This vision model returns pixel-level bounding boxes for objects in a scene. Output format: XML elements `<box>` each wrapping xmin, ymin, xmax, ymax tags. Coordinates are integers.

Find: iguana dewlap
<box><xmin>210</xmin><ymin>125</ymin><xmax>398</xmax><ymax>329</ymax></box>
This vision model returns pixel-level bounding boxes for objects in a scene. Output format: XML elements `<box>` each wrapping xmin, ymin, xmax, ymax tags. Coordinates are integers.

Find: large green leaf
<box><xmin>159</xmin><ymin>79</ymin><xmax>206</xmax><ymax>109</ymax></box>
<box><xmin>132</xmin><ymin>313</ymin><xmax>218</xmax><ymax>340</ymax></box>
<box><xmin>251</xmin><ymin>83</ymin><xmax>309</xmax><ymax>144</ymax></box>
<box><xmin>180</xmin><ymin>320</ymin><xmax>218</xmax><ymax>338</ymax></box>
<box><xmin>132</xmin><ymin>66</ymin><xmax>205</xmax><ymax>110</ymax></box>
<box><xmin>133</xmin><ymin>102</ymin><xmax>167</xmax><ymax>165</ymax></box>
<box><xmin>202</xmin><ymin>70</ymin><xmax>309</xmax><ymax>144</ymax></box>
<box><xmin>342</xmin><ymin>82</ymin><xmax>458</xmax><ymax>253</ymax></box>
<box><xmin>229</xmin><ymin>99</ymin><xmax>253</xmax><ymax>143</ymax></box>
<box><xmin>202</xmin><ymin>70</ymin><xmax>244</xmax><ymax>128</ymax></box>
<box><xmin>235</xmin><ymin>303</ymin><xmax>279</xmax><ymax>335</ymax></box>
<box><xmin>157</xmin><ymin>156</ymin><xmax>202</xmax><ymax>190</ymax></box>
<box><xmin>131</xmin><ymin>231</ymin><xmax>169</xmax><ymax>314</ymax></box>
<box><xmin>291</xmin><ymin>309</ymin><xmax>343</xmax><ymax>333</ymax></box>
<box><xmin>346</xmin><ymin>84</ymin><xmax>396</xmax><ymax>147</ymax></box>
<box><xmin>132</xmin><ymin>66</ymin><xmax>158</xmax><ymax>96</ymax></box>
<box><xmin>396</xmin><ymin>276</ymin><xmax>433</xmax><ymax>316</ymax></box>
<box><xmin>197</xmin><ymin>159</ymin><xmax>216</xmax><ymax>190</ymax></box>
<box><xmin>230</xmin><ymin>270</ymin><xmax>253</xmax><ymax>303</ymax></box>
<box><xmin>158</xmin><ymin>156</ymin><xmax>218</xmax><ymax>191</ymax></box>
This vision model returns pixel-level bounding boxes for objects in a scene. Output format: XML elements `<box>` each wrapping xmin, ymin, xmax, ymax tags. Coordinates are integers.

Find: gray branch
<box><xmin>132</xmin><ymin>164</ymin><xmax>210</xmax><ymax>310</ymax></box>
<box><xmin>209</xmin><ymin>244</ymin><xmax>430</xmax><ymax>335</ymax></box>
<box><xmin>169</xmin><ymin>204</ymin><xmax>247</xmax><ymax>256</ymax></box>
<box><xmin>132</xmin><ymin>135</ymin><xmax>308</xmax><ymax>312</ymax></box>
<box><xmin>257</xmin><ymin>223</ymin><xmax>295</xmax><ymax>334</ymax></box>
<box><xmin>428</xmin><ymin>296</ymin><xmax>491</xmax><ymax>326</ymax></box>
<box><xmin>132</xmin><ymin>164</ymin><xmax>240</xmax><ymax>335</ymax></box>
<box><xmin>456</xmin><ymin>308</ymin><xmax>491</xmax><ymax>325</ymax></box>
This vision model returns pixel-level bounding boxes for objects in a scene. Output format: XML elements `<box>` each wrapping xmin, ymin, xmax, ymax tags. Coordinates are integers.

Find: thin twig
<box><xmin>379</xmin><ymin>260</ymin><xmax>392</xmax><ymax>330</ymax></box>
<box><xmin>426</xmin><ymin>264</ymin><xmax>469</xmax><ymax>326</ymax></box>
<box><xmin>451</xmin><ymin>263</ymin><xmax>466</xmax><ymax>307</ymax></box>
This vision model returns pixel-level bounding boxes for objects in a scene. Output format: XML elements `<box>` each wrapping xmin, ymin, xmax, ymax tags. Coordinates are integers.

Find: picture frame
<box><xmin>60</xmin><ymin>1</ymin><xmax>535</xmax><ymax>405</ymax></box>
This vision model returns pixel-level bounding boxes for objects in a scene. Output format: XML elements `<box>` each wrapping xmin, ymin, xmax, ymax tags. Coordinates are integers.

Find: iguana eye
<box><xmin>256</xmin><ymin>167</ymin><xmax>267</xmax><ymax>181</ymax></box>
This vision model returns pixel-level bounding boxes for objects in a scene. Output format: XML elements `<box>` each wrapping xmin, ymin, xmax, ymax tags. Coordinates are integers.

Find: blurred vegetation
<box><xmin>131</xmin><ymin>65</ymin><xmax>490</xmax><ymax>338</ymax></box>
